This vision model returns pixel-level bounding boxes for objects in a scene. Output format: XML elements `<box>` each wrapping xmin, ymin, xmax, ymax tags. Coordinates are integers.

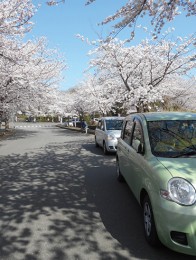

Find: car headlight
<box><xmin>107</xmin><ymin>135</ymin><xmax>116</xmax><ymax>140</ymax></box>
<box><xmin>161</xmin><ymin>178</ymin><xmax>196</xmax><ymax>206</ymax></box>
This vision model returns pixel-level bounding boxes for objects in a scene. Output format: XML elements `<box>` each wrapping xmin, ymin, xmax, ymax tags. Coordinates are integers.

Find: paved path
<box><xmin>0</xmin><ymin>126</ymin><xmax>194</xmax><ymax>260</ymax></box>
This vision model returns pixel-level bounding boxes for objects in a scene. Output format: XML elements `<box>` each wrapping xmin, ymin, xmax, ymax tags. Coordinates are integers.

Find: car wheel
<box><xmin>116</xmin><ymin>157</ymin><xmax>125</xmax><ymax>182</ymax></box>
<box><xmin>103</xmin><ymin>142</ymin><xmax>109</xmax><ymax>155</ymax></box>
<box><xmin>95</xmin><ymin>136</ymin><xmax>99</xmax><ymax>147</ymax></box>
<box><xmin>143</xmin><ymin>195</ymin><xmax>160</xmax><ymax>246</ymax></box>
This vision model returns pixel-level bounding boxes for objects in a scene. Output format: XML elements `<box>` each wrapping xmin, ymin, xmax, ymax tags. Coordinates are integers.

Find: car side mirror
<box><xmin>137</xmin><ymin>143</ymin><xmax>144</xmax><ymax>155</ymax></box>
<box><xmin>133</xmin><ymin>139</ymin><xmax>144</xmax><ymax>155</ymax></box>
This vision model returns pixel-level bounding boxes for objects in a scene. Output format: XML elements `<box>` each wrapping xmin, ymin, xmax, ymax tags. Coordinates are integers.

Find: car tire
<box><xmin>103</xmin><ymin>142</ymin><xmax>109</xmax><ymax>155</ymax></box>
<box><xmin>116</xmin><ymin>157</ymin><xmax>125</xmax><ymax>182</ymax></box>
<box><xmin>95</xmin><ymin>136</ymin><xmax>99</xmax><ymax>147</ymax></box>
<box><xmin>143</xmin><ymin>195</ymin><xmax>160</xmax><ymax>246</ymax></box>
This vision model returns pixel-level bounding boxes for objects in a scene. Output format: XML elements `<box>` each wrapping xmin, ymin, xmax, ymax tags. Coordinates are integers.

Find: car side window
<box><xmin>123</xmin><ymin>120</ymin><xmax>134</xmax><ymax>144</ymax></box>
<box><xmin>100</xmin><ymin>120</ymin><xmax>105</xmax><ymax>131</ymax></box>
<box><xmin>97</xmin><ymin>120</ymin><xmax>101</xmax><ymax>129</ymax></box>
<box><xmin>131</xmin><ymin>120</ymin><xmax>144</xmax><ymax>154</ymax></box>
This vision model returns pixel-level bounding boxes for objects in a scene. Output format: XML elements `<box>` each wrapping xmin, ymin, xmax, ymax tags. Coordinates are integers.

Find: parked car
<box><xmin>116</xmin><ymin>112</ymin><xmax>196</xmax><ymax>255</ymax></box>
<box><xmin>95</xmin><ymin>116</ymin><xmax>124</xmax><ymax>154</ymax></box>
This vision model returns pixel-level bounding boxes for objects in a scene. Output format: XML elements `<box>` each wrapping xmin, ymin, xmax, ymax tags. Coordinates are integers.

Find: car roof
<box><xmin>100</xmin><ymin>116</ymin><xmax>125</xmax><ymax>120</ymax></box>
<box><xmin>127</xmin><ymin>112</ymin><xmax>196</xmax><ymax>121</ymax></box>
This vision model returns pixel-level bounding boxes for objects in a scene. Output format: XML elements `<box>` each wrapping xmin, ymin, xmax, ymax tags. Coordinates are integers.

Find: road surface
<box><xmin>0</xmin><ymin>123</ymin><xmax>194</xmax><ymax>260</ymax></box>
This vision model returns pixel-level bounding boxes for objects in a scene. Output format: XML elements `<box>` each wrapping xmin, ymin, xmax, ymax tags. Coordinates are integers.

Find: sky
<box><xmin>28</xmin><ymin>0</ymin><xmax>196</xmax><ymax>91</ymax></box>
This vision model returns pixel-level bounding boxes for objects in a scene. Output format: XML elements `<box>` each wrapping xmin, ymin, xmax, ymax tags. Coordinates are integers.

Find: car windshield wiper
<box><xmin>160</xmin><ymin>128</ymin><xmax>185</xmax><ymax>141</ymax></box>
<box><xmin>172</xmin><ymin>146</ymin><xmax>196</xmax><ymax>158</ymax></box>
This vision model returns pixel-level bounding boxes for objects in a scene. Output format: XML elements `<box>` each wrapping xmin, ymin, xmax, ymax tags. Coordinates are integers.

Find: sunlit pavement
<box><xmin>0</xmin><ymin>126</ymin><xmax>194</xmax><ymax>260</ymax></box>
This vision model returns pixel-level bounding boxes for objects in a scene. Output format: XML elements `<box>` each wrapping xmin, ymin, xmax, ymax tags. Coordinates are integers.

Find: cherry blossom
<box><xmin>79</xmin><ymin>34</ymin><xmax>195</xmax><ymax>112</ymax></box>
<box><xmin>0</xmin><ymin>0</ymin><xmax>35</xmax><ymax>37</ymax></box>
<box><xmin>0</xmin><ymin>0</ymin><xmax>67</xmax><ymax>128</ymax></box>
<box><xmin>86</xmin><ymin>0</ymin><xmax>196</xmax><ymax>35</ymax></box>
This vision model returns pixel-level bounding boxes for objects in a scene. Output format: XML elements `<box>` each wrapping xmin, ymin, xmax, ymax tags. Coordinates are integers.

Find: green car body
<box><xmin>116</xmin><ymin>112</ymin><xmax>196</xmax><ymax>255</ymax></box>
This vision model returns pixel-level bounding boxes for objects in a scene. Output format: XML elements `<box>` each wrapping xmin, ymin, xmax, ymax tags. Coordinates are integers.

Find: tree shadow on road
<box><xmin>0</xmin><ymin>137</ymin><xmax>195</xmax><ymax>260</ymax></box>
<box><xmin>0</xmin><ymin>129</ymin><xmax>37</xmax><ymax>144</ymax></box>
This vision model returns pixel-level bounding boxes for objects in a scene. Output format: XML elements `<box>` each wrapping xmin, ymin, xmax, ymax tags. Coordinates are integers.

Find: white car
<box><xmin>95</xmin><ymin>116</ymin><xmax>124</xmax><ymax>154</ymax></box>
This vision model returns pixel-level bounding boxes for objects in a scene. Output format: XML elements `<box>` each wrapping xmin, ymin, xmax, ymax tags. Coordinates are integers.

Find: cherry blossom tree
<box><xmin>160</xmin><ymin>76</ymin><xmax>196</xmax><ymax>111</ymax></box>
<box><xmin>59</xmin><ymin>79</ymin><xmax>113</xmax><ymax>120</ymax></box>
<box><xmin>0</xmin><ymin>0</ymin><xmax>67</xmax><ymax>128</ymax></box>
<box><xmin>0</xmin><ymin>0</ymin><xmax>35</xmax><ymax>126</ymax></box>
<box><xmin>0</xmin><ymin>0</ymin><xmax>35</xmax><ymax>37</ymax></box>
<box><xmin>67</xmin><ymin>85</ymin><xmax>92</xmax><ymax>119</ymax></box>
<box><xmin>47</xmin><ymin>1</ymin><xmax>195</xmax><ymax>36</ymax></box>
<box><xmin>86</xmin><ymin>0</ymin><xmax>196</xmax><ymax>36</ymax></box>
<box><xmin>76</xmin><ymin>77</ymin><xmax>111</xmax><ymax>115</ymax></box>
<box><xmin>80</xmin><ymin>75</ymin><xmax>127</xmax><ymax>115</ymax></box>
<box><xmin>60</xmin><ymin>74</ymin><xmax>129</xmax><ymax>118</ymax></box>
<box><xmin>60</xmin><ymin>74</ymin><xmax>196</xmax><ymax>121</ymax></box>
<box><xmin>0</xmin><ymin>37</ymin><xmax>66</xmax><ymax>123</ymax></box>
<box><xmin>57</xmin><ymin>87</ymin><xmax>82</xmax><ymax>121</ymax></box>
<box><xmin>47</xmin><ymin>0</ymin><xmax>65</xmax><ymax>6</ymax></box>
<box><xmin>86</xmin><ymin>34</ymin><xmax>195</xmax><ymax>112</ymax></box>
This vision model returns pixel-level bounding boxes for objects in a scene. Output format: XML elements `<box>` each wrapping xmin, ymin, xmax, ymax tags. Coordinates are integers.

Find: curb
<box><xmin>56</xmin><ymin>124</ymin><xmax>95</xmax><ymax>135</ymax></box>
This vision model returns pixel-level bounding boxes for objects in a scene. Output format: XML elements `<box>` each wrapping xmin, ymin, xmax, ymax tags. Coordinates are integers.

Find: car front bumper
<box><xmin>106</xmin><ymin>139</ymin><xmax>118</xmax><ymax>152</ymax></box>
<box><xmin>153</xmin><ymin>195</ymin><xmax>196</xmax><ymax>256</ymax></box>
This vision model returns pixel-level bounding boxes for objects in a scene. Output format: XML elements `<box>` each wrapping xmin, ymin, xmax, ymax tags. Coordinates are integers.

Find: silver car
<box><xmin>95</xmin><ymin>116</ymin><xmax>124</xmax><ymax>154</ymax></box>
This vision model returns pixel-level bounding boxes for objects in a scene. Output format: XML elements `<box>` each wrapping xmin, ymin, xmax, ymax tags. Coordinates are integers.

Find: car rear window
<box><xmin>105</xmin><ymin>120</ymin><xmax>124</xmax><ymax>130</ymax></box>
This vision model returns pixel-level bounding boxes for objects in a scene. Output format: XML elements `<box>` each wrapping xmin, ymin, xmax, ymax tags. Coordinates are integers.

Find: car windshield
<box><xmin>105</xmin><ymin>120</ymin><xmax>123</xmax><ymax>130</ymax></box>
<box><xmin>147</xmin><ymin>120</ymin><xmax>196</xmax><ymax>158</ymax></box>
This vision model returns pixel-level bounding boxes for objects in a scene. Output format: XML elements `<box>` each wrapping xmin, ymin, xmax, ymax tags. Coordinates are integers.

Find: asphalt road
<box><xmin>0</xmin><ymin>123</ymin><xmax>195</xmax><ymax>260</ymax></box>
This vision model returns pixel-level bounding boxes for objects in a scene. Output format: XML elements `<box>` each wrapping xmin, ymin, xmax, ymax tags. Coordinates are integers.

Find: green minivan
<box><xmin>116</xmin><ymin>112</ymin><xmax>196</xmax><ymax>255</ymax></box>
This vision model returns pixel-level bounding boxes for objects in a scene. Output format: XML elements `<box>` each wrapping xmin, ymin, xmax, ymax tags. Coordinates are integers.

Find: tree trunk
<box><xmin>5</xmin><ymin>119</ymin><xmax>9</xmax><ymax>130</ymax></box>
<box><xmin>136</xmin><ymin>102</ymin><xmax>150</xmax><ymax>113</ymax></box>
